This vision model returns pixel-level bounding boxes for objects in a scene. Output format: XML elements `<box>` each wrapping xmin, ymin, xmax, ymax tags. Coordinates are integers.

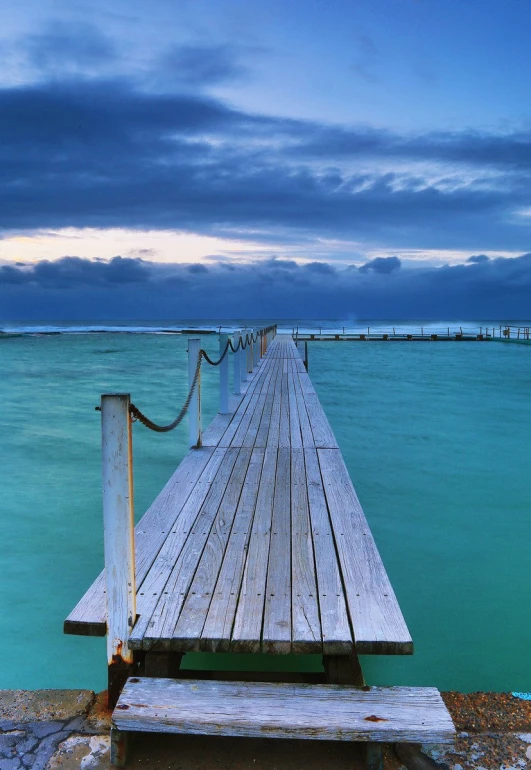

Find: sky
<box><xmin>1</xmin><ymin>0</ymin><xmax>531</xmax><ymax>319</ymax></box>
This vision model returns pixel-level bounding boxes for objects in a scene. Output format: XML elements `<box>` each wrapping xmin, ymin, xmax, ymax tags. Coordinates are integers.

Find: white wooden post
<box><xmin>239</xmin><ymin>331</ymin><xmax>246</xmax><ymax>389</ymax></box>
<box><xmin>219</xmin><ymin>332</ymin><xmax>229</xmax><ymax>414</ymax></box>
<box><xmin>247</xmin><ymin>328</ymin><xmax>254</xmax><ymax>374</ymax></box>
<box><xmin>233</xmin><ymin>329</ymin><xmax>241</xmax><ymax>395</ymax></box>
<box><xmin>254</xmin><ymin>332</ymin><xmax>260</xmax><ymax>366</ymax></box>
<box><xmin>188</xmin><ymin>338</ymin><xmax>202</xmax><ymax>447</ymax></box>
<box><xmin>101</xmin><ymin>393</ymin><xmax>136</xmax><ymax>704</ymax></box>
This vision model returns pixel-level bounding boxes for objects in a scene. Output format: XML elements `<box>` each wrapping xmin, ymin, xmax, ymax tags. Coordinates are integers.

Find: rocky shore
<box><xmin>1</xmin><ymin>689</ymin><xmax>530</xmax><ymax>769</ymax></box>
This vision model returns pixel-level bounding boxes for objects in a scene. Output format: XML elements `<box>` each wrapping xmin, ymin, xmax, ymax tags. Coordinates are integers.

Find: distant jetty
<box><xmin>293</xmin><ymin>324</ymin><xmax>530</xmax><ymax>342</ymax></box>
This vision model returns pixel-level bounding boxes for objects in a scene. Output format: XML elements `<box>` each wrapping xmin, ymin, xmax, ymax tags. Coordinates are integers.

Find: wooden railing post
<box><xmin>239</xmin><ymin>331</ymin><xmax>246</xmax><ymax>388</ymax></box>
<box><xmin>101</xmin><ymin>393</ymin><xmax>136</xmax><ymax>709</ymax></box>
<box><xmin>233</xmin><ymin>329</ymin><xmax>241</xmax><ymax>395</ymax></box>
<box><xmin>246</xmin><ymin>328</ymin><xmax>253</xmax><ymax>377</ymax></box>
<box><xmin>188</xmin><ymin>338</ymin><xmax>202</xmax><ymax>447</ymax></box>
<box><xmin>254</xmin><ymin>331</ymin><xmax>260</xmax><ymax>367</ymax></box>
<box><xmin>219</xmin><ymin>333</ymin><xmax>229</xmax><ymax>414</ymax></box>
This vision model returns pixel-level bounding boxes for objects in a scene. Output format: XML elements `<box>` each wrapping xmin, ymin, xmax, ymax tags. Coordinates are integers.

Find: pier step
<box><xmin>111</xmin><ymin>678</ymin><xmax>455</xmax><ymax>768</ymax></box>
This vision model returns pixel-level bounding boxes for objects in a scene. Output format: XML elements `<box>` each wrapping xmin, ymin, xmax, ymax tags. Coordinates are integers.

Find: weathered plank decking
<box><xmin>65</xmin><ymin>335</ymin><xmax>412</xmax><ymax>657</ymax></box>
<box><xmin>113</xmin><ymin>679</ymin><xmax>454</xmax><ymax>743</ymax></box>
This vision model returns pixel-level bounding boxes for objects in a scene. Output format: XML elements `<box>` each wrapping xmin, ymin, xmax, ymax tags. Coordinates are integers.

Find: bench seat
<box><xmin>111</xmin><ymin>678</ymin><xmax>455</xmax><ymax>768</ymax></box>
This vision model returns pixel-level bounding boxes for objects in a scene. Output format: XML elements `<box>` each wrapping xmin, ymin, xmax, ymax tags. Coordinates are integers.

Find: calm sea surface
<box><xmin>1</xmin><ymin>319</ymin><xmax>530</xmax><ymax>692</ymax></box>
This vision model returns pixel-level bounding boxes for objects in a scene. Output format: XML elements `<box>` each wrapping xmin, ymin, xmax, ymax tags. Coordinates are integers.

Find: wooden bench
<box><xmin>111</xmin><ymin>678</ymin><xmax>455</xmax><ymax>769</ymax></box>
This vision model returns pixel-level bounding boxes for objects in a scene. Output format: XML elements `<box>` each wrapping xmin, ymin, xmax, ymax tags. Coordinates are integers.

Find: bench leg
<box><xmin>110</xmin><ymin>727</ymin><xmax>129</xmax><ymax>767</ymax></box>
<box><xmin>323</xmin><ymin>653</ymin><xmax>365</xmax><ymax>685</ymax></box>
<box><xmin>108</xmin><ymin>660</ymin><xmax>134</xmax><ymax>709</ymax></box>
<box><xmin>365</xmin><ymin>743</ymin><xmax>384</xmax><ymax>770</ymax></box>
<box><xmin>145</xmin><ymin>652</ymin><xmax>183</xmax><ymax>678</ymax></box>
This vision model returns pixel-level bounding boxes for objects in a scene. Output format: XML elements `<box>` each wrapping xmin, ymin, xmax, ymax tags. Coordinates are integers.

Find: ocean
<box><xmin>1</xmin><ymin>319</ymin><xmax>530</xmax><ymax>693</ymax></box>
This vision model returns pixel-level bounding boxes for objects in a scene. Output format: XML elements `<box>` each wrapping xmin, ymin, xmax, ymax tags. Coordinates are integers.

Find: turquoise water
<box><xmin>1</xmin><ymin>322</ymin><xmax>530</xmax><ymax>692</ymax></box>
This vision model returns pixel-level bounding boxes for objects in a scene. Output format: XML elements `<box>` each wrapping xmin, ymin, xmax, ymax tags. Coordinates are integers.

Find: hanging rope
<box><xmin>200</xmin><ymin>338</ymin><xmax>231</xmax><ymax>367</ymax></box>
<box><xmin>122</xmin><ymin>326</ymin><xmax>275</xmax><ymax>433</ymax></box>
<box><xmin>129</xmin><ymin>350</ymin><xmax>203</xmax><ymax>432</ymax></box>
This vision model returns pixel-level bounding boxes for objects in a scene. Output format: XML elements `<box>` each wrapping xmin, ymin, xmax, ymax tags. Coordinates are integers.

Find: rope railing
<box><xmin>129</xmin><ymin>349</ymin><xmax>203</xmax><ymax>432</ymax></box>
<box><xmin>105</xmin><ymin>324</ymin><xmax>277</xmax><ymax>443</ymax></box>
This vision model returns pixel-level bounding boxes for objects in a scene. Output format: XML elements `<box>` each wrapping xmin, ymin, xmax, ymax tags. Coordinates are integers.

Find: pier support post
<box><xmin>188</xmin><ymin>338</ymin><xmax>202</xmax><ymax>447</ymax></box>
<box><xmin>219</xmin><ymin>333</ymin><xmax>229</xmax><ymax>414</ymax></box>
<box><xmin>323</xmin><ymin>654</ymin><xmax>364</xmax><ymax>686</ymax></box>
<box><xmin>101</xmin><ymin>394</ymin><xmax>136</xmax><ymax>709</ymax></box>
<box><xmin>247</xmin><ymin>329</ymin><xmax>254</xmax><ymax>375</ymax></box>
<box><xmin>365</xmin><ymin>744</ymin><xmax>383</xmax><ymax>770</ymax></box>
<box><xmin>240</xmin><ymin>331</ymin><xmax>246</xmax><ymax>388</ymax></box>
<box><xmin>253</xmin><ymin>331</ymin><xmax>260</xmax><ymax>367</ymax></box>
<box><xmin>233</xmin><ymin>329</ymin><xmax>241</xmax><ymax>395</ymax></box>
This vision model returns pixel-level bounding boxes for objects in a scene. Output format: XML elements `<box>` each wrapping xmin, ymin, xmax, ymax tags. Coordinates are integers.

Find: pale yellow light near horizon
<box><xmin>0</xmin><ymin>228</ymin><xmax>272</xmax><ymax>265</ymax></box>
<box><xmin>0</xmin><ymin>227</ymin><xmax>521</xmax><ymax>268</ymax></box>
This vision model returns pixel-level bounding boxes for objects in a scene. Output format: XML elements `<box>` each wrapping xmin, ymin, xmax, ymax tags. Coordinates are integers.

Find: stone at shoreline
<box><xmin>2</xmin><ymin>689</ymin><xmax>531</xmax><ymax>770</ymax></box>
<box><xmin>0</xmin><ymin>690</ymin><xmax>94</xmax><ymax>723</ymax></box>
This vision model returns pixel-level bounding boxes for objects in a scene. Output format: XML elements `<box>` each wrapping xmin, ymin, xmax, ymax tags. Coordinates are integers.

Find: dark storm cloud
<box><xmin>2</xmin><ymin>254</ymin><xmax>530</xmax><ymax>320</ymax></box>
<box><xmin>0</xmin><ymin>78</ymin><xmax>530</xmax><ymax>249</ymax></box>
<box><xmin>0</xmin><ymin>256</ymin><xmax>150</xmax><ymax>288</ymax></box>
<box><xmin>467</xmin><ymin>254</ymin><xmax>490</xmax><ymax>264</ymax></box>
<box><xmin>359</xmin><ymin>256</ymin><xmax>401</xmax><ymax>274</ymax></box>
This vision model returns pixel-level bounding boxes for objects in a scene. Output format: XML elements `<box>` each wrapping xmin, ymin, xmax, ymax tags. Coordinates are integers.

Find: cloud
<box><xmin>467</xmin><ymin>254</ymin><xmax>490</xmax><ymax>264</ymax></box>
<box><xmin>0</xmin><ymin>77</ymin><xmax>530</xmax><ymax>253</ymax></box>
<box><xmin>160</xmin><ymin>44</ymin><xmax>251</xmax><ymax>87</ymax></box>
<box><xmin>359</xmin><ymin>256</ymin><xmax>401</xmax><ymax>274</ymax></box>
<box><xmin>2</xmin><ymin>253</ymin><xmax>530</xmax><ymax>320</ymax></box>
<box><xmin>6</xmin><ymin>22</ymin><xmax>117</xmax><ymax>80</ymax></box>
<box><xmin>0</xmin><ymin>255</ymin><xmax>150</xmax><ymax>287</ymax></box>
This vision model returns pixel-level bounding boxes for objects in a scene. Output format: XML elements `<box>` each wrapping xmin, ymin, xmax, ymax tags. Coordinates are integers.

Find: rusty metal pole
<box><xmin>101</xmin><ymin>393</ymin><xmax>136</xmax><ymax>709</ymax></box>
<box><xmin>188</xmin><ymin>338</ymin><xmax>201</xmax><ymax>447</ymax></box>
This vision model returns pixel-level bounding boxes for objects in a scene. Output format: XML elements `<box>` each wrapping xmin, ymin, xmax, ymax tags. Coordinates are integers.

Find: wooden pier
<box><xmin>65</xmin><ymin>331</ymin><xmax>454</xmax><ymax>768</ymax></box>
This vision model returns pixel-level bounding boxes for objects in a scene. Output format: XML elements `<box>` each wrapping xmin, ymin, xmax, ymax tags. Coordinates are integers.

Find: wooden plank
<box><xmin>201</xmin><ymin>448</ymin><xmax>265</xmax><ymax>651</ymax></box>
<box><xmin>297</xmin><ymin>373</ymin><xmax>338</xmax><ymax>449</ymax></box>
<box><xmin>278</xmin><ymin>372</ymin><xmax>291</xmax><ymax>448</ymax></box>
<box><xmin>304</xmin><ymin>448</ymin><xmax>353</xmax><ymax>655</ymax></box>
<box><xmin>202</xmin><ymin>393</ymin><xmax>243</xmax><ymax>447</ymax></box>
<box><xmin>230</xmin><ymin>366</ymin><xmax>273</xmax><ymax>447</ymax></box>
<box><xmin>290</xmin><ymin>448</ymin><xmax>321</xmax><ymax>653</ymax></box>
<box><xmin>254</xmin><ymin>362</ymin><xmax>281</xmax><ymax>448</ymax></box>
<box><xmin>65</xmin><ymin>446</ymin><xmax>217</xmax><ymax>636</ymax></box>
<box><xmin>287</xmin><ymin>363</ymin><xmax>303</xmax><ymax>449</ymax></box>
<box><xmin>290</xmin><ymin>361</ymin><xmax>316</xmax><ymax>448</ymax></box>
<box><xmin>237</xmin><ymin>363</ymin><xmax>276</xmax><ymax>448</ymax></box>
<box><xmin>218</xmin><ymin>358</ymin><xmax>275</xmax><ymax>447</ymax></box>
<box><xmin>231</xmin><ymin>447</ymin><xmax>277</xmax><ymax>652</ymax></box>
<box><xmin>114</xmin><ymin>679</ymin><xmax>455</xmax><ymax>744</ymax></box>
<box><xmin>262</xmin><ymin>446</ymin><xmax>292</xmax><ymax>653</ymax></box>
<box><xmin>170</xmin><ymin>448</ymin><xmax>253</xmax><ymax>650</ymax></box>
<box><xmin>266</xmin><ymin>362</ymin><xmax>282</xmax><ymax>448</ymax></box>
<box><xmin>129</xmin><ymin>447</ymin><xmax>240</xmax><ymax>650</ymax></box>
<box><xmin>317</xmin><ymin>448</ymin><xmax>413</xmax><ymax>655</ymax></box>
